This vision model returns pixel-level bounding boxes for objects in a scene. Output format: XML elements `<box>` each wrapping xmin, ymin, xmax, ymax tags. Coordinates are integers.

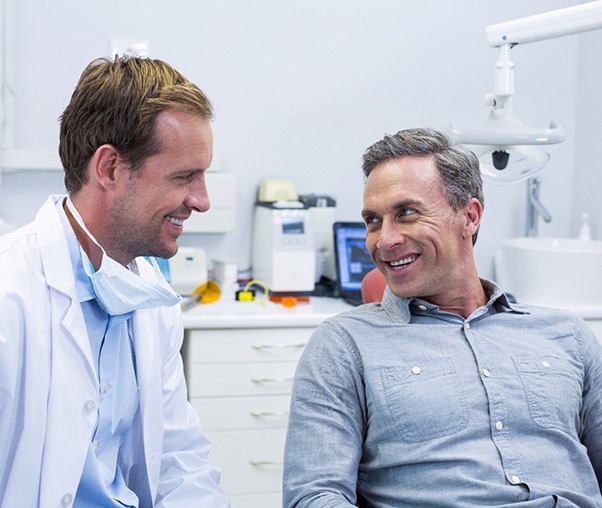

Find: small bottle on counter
<box><xmin>578</xmin><ymin>212</ymin><xmax>592</xmax><ymax>241</ymax></box>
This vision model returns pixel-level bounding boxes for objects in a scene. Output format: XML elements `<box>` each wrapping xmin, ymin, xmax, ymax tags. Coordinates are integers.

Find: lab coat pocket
<box><xmin>380</xmin><ymin>357</ymin><xmax>468</xmax><ymax>442</ymax></box>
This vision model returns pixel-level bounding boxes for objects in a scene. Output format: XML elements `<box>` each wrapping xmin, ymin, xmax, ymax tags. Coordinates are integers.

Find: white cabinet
<box><xmin>182</xmin><ymin>297</ymin><xmax>353</xmax><ymax>507</ymax></box>
<box><xmin>182</xmin><ymin>325</ymin><xmax>313</xmax><ymax>507</ymax></box>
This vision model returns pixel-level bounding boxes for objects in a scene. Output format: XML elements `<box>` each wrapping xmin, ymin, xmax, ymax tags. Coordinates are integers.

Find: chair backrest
<box><xmin>361</xmin><ymin>268</ymin><xmax>387</xmax><ymax>303</ymax></box>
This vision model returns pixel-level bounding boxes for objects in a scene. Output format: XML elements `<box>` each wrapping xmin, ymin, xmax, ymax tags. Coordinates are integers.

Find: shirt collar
<box><xmin>380</xmin><ymin>277</ymin><xmax>529</xmax><ymax>323</ymax></box>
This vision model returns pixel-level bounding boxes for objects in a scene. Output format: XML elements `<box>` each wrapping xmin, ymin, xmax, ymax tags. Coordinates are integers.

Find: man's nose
<box><xmin>185</xmin><ymin>174</ymin><xmax>210</xmax><ymax>213</ymax></box>
<box><xmin>376</xmin><ymin>219</ymin><xmax>405</xmax><ymax>250</ymax></box>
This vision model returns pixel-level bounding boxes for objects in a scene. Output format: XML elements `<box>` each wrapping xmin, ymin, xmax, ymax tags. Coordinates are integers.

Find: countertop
<box><xmin>182</xmin><ymin>295</ymin><xmax>354</xmax><ymax>329</ymax></box>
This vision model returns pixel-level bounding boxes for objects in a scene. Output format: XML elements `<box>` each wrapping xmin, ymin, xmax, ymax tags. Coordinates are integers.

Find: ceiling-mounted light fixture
<box><xmin>449</xmin><ymin>1</ymin><xmax>602</xmax><ymax>184</ymax></box>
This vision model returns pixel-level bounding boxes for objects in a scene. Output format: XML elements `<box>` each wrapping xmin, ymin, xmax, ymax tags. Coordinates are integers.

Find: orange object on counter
<box><xmin>269</xmin><ymin>295</ymin><xmax>310</xmax><ymax>307</ymax></box>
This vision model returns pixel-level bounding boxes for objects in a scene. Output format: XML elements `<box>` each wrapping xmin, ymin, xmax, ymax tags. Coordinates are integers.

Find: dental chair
<box><xmin>361</xmin><ymin>268</ymin><xmax>387</xmax><ymax>303</ymax></box>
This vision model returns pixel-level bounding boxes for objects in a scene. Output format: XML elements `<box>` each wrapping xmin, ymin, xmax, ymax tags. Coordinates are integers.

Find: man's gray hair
<box><xmin>362</xmin><ymin>128</ymin><xmax>484</xmax><ymax>244</ymax></box>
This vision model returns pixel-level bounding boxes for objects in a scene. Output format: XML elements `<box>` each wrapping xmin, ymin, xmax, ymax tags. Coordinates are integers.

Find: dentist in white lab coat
<box><xmin>0</xmin><ymin>56</ymin><xmax>229</xmax><ymax>507</ymax></box>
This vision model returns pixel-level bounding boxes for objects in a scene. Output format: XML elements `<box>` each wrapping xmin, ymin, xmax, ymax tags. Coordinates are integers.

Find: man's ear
<box><xmin>89</xmin><ymin>144</ymin><xmax>122</xmax><ymax>190</ymax></box>
<box><xmin>463</xmin><ymin>198</ymin><xmax>483</xmax><ymax>240</ymax></box>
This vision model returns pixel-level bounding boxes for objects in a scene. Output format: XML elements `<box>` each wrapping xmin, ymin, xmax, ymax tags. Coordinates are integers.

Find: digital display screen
<box><xmin>281</xmin><ymin>218</ymin><xmax>304</xmax><ymax>235</ymax></box>
<box><xmin>335</xmin><ymin>224</ymin><xmax>375</xmax><ymax>291</ymax></box>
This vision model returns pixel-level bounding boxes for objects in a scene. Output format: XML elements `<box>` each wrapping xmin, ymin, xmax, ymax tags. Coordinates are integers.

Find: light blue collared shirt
<box><xmin>284</xmin><ymin>281</ymin><xmax>602</xmax><ymax>507</ymax></box>
<box><xmin>58</xmin><ymin>200</ymin><xmax>141</xmax><ymax>507</ymax></box>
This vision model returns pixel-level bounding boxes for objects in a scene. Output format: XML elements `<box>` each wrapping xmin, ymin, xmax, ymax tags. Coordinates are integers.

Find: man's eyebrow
<box><xmin>361</xmin><ymin>208</ymin><xmax>375</xmax><ymax>220</ymax></box>
<box><xmin>362</xmin><ymin>199</ymin><xmax>423</xmax><ymax>218</ymax></box>
<box><xmin>391</xmin><ymin>198</ymin><xmax>423</xmax><ymax>209</ymax></box>
<box><xmin>173</xmin><ymin>167</ymin><xmax>206</xmax><ymax>176</ymax></box>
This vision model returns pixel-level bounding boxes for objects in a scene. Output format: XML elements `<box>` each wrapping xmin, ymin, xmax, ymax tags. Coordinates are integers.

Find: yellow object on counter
<box><xmin>180</xmin><ymin>280</ymin><xmax>221</xmax><ymax>311</ymax></box>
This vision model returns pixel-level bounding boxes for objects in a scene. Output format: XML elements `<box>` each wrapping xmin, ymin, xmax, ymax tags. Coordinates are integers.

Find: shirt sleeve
<box><xmin>579</xmin><ymin>320</ymin><xmax>602</xmax><ymax>490</ymax></box>
<box><xmin>283</xmin><ymin>320</ymin><xmax>366</xmax><ymax>508</ymax></box>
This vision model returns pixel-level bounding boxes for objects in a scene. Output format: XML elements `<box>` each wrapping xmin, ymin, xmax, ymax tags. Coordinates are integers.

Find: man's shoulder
<box><xmin>0</xmin><ymin>222</ymin><xmax>37</xmax><ymax>252</ymax></box>
<box><xmin>0</xmin><ymin>223</ymin><xmax>42</xmax><ymax>271</ymax></box>
<box><xmin>315</xmin><ymin>302</ymin><xmax>397</xmax><ymax>341</ymax></box>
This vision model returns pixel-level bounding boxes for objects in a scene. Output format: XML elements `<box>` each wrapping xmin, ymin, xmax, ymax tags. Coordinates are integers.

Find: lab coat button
<box><xmin>61</xmin><ymin>493</ymin><xmax>73</xmax><ymax>506</ymax></box>
<box><xmin>82</xmin><ymin>400</ymin><xmax>96</xmax><ymax>415</ymax></box>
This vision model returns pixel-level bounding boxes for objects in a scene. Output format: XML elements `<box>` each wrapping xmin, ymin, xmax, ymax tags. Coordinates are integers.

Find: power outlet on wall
<box><xmin>109</xmin><ymin>39</ymin><xmax>150</xmax><ymax>58</ymax></box>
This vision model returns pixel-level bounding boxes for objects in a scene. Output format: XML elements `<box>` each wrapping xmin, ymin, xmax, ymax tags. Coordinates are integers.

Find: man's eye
<box><xmin>399</xmin><ymin>208</ymin><xmax>417</xmax><ymax>219</ymax></box>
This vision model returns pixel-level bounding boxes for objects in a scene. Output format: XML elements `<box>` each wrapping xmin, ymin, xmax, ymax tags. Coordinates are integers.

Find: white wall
<box><xmin>572</xmin><ymin>28</ymin><xmax>602</xmax><ymax>239</ymax></box>
<box><xmin>0</xmin><ymin>0</ymin><xmax>592</xmax><ymax>280</ymax></box>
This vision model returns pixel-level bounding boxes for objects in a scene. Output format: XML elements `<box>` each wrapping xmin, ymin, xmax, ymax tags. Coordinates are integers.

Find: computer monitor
<box><xmin>333</xmin><ymin>221</ymin><xmax>375</xmax><ymax>306</ymax></box>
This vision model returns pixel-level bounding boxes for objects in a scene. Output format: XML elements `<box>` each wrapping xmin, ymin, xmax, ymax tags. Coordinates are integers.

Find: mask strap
<box><xmin>64</xmin><ymin>197</ymin><xmax>108</xmax><ymax>272</ymax></box>
<box><xmin>64</xmin><ymin>197</ymin><xmax>105</xmax><ymax>250</ymax></box>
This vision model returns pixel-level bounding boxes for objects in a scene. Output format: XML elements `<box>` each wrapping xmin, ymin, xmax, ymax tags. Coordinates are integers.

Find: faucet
<box><xmin>525</xmin><ymin>176</ymin><xmax>552</xmax><ymax>237</ymax></box>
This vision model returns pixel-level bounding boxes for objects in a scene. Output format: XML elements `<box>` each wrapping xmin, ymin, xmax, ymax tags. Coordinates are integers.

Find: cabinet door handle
<box><xmin>250</xmin><ymin>410</ymin><xmax>289</xmax><ymax>417</ymax></box>
<box><xmin>249</xmin><ymin>460</ymin><xmax>284</xmax><ymax>467</ymax></box>
<box><xmin>251</xmin><ymin>342</ymin><xmax>306</xmax><ymax>350</ymax></box>
<box><xmin>251</xmin><ymin>377</ymin><xmax>294</xmax><ymax>384</ymax></box>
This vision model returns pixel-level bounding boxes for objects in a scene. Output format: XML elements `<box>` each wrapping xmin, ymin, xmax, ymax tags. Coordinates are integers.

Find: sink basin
<box><xmin>494</xmin><ymin>237</ymin><xmax>602</xmax><ymax>315</ymax></box>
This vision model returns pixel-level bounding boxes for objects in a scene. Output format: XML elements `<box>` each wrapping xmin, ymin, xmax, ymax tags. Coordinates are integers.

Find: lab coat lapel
<box><xmin>130</xmin><ymin>308</ymin><xmax>162</xmax><ymax>497</ymax></box>
<box><xmin>34</xmin><ymin>196</ymin><xmax>98</xmax><ymax>505</ymax></box>
<box><xmin>131</xmin><ymin>309</ymin><xmax>156</xmax><ymax>399</ymax></box>
<box><xmin>37</xmin><ymin>195</ymin><xmax>96</xmax><ymax>375</ymax></box>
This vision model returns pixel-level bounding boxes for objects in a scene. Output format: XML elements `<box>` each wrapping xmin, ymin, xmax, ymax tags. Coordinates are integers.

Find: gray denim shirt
<box><xmin>283</xmin><ymin>280</ymin><xmax>602</xmax><ymax>508</ymax></box>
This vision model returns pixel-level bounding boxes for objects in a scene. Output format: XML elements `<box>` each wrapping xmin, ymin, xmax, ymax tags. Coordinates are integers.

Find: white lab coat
<box><xmin>0</xmin><ymin>195</ymin><xmax>229</xmax><ymax>508</ymax></box>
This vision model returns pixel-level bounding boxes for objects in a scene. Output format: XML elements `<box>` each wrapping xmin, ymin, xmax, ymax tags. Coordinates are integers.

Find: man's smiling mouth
<box><xmin>389</xmin><ymin>255</ymin><xmax>418</xmax><ymax>268</ymax></box>
<box><xmin>166</xmin><ymin>216</ymin><xmax>184</xmax><ymax>226</ymax></box>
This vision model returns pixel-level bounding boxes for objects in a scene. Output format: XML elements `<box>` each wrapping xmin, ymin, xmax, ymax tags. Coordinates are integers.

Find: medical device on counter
<box><xmin>299</xmin><ymin>193</ymin><xmax>337</xmax><ymax>283</ymax></box>
<box><xmin>168</xmin><ymin>246</ymin><xmax>208</xmax><ymax>295</ymax></box>
<box><xmin>251</xmin><ymin>179</ymin><xmax>316</xmax><ymax>294</ymax></box>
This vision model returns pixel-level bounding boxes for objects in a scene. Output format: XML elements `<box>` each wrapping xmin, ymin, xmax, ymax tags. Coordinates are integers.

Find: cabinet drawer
<box><xmin>185</xmin><ymin>327</ymin><xmax>312</xmax><ymax>363</ymax></box>
<box><xmin>188</xmin><ymin>361</ymin><xmax>297</xmax><ymax>397</ymax></box>
<box><xmin>191</xmin><ymin>395</ymin><xmax>291</xmax><ymax>431</ymax></box>
<box><xmin>207</xmin><ymin>428</ymin><xmax>286</xmax><ymax>496</ymax></box>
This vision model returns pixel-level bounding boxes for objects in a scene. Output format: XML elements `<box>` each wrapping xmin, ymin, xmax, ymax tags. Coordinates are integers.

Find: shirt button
<box><xmin>418</xmin><ymin>304</ymin><xmax>427</xmax><ymax>311</ymax></box>
<box><xmin>482</xmin><ymin>369</ymin><xmax>491</xmax><ymax>377</ymax></box>
<box><xmin>495</xmin><ymin>421</ymin><xmax>504</xmax><ymax>431</ymax></box>
<box><xmin>82</xmin><ymin>400</ymin><xmax>96</xmax><ymax>415</ymax></box>
<box><xmin>61</xmin><ymin>493</ymin><xmax>73</xmax><ymax>506</ymax></box>
<box><xmin>411</xmin><ymin>366</ymin><xmax>422</xmax><ymax>375</ymax></box>
<box><xmin>542</xmin><ymin>361</ymin><xmax>550</xmax><ymax>368</ymax></box>
<box><xmin>464</xmin><ymin>321</ymin><xmax>471</xmax><ymax>330</ymax></box>
<box><xmin>510</xmin><ymin>475</ymin><xmax>521</xmax><ymax>484</ymax></box>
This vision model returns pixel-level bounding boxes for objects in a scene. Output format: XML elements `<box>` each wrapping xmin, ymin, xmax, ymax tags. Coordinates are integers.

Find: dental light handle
<box><xmin>492</xmin><ymin>44</ymin><xmax>514</xmax><ymax>101</ymax></box>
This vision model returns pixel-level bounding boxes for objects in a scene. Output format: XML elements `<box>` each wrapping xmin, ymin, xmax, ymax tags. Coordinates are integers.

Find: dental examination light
<box><xmin>450</xmin><ymin>1</ymin><xmax>602</xmax><ymax>184</ymax></box>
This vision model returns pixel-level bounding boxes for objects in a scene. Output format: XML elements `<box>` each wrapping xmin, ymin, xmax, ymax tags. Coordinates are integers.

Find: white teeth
<box><xmin>390</xmin><ymin>255</ymin><xmax>416</xmax><ymax>267</ymax></box>
<box><xmin>167</xmin><ymin>217</ymin><xmax>184</xmax><ymax>226</ymax></box>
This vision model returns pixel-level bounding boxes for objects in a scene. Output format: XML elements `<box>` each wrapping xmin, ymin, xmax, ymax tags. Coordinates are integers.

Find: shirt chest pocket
<box><xmin>513</xmin><ymin>355</ymin><xmax>582</xmax><ymax>433</ymax></box>
<box><xmin>379</xmin><ymin>357</ymin><xmax>468</xmax><ymax>442</ymax></box>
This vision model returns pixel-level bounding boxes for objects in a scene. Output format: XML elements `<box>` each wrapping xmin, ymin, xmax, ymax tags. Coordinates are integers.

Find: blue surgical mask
<box><xmin>65</xmin><ymin>198</ymin><xmax>181</xmax><ymax>315</ymax></box>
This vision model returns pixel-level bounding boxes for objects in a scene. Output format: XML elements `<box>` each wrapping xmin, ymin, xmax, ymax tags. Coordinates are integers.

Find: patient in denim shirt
<box><xmin>283</xmin><ymin>128</ymin><xmax>602</xmax><ymax>508</ymax></box>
